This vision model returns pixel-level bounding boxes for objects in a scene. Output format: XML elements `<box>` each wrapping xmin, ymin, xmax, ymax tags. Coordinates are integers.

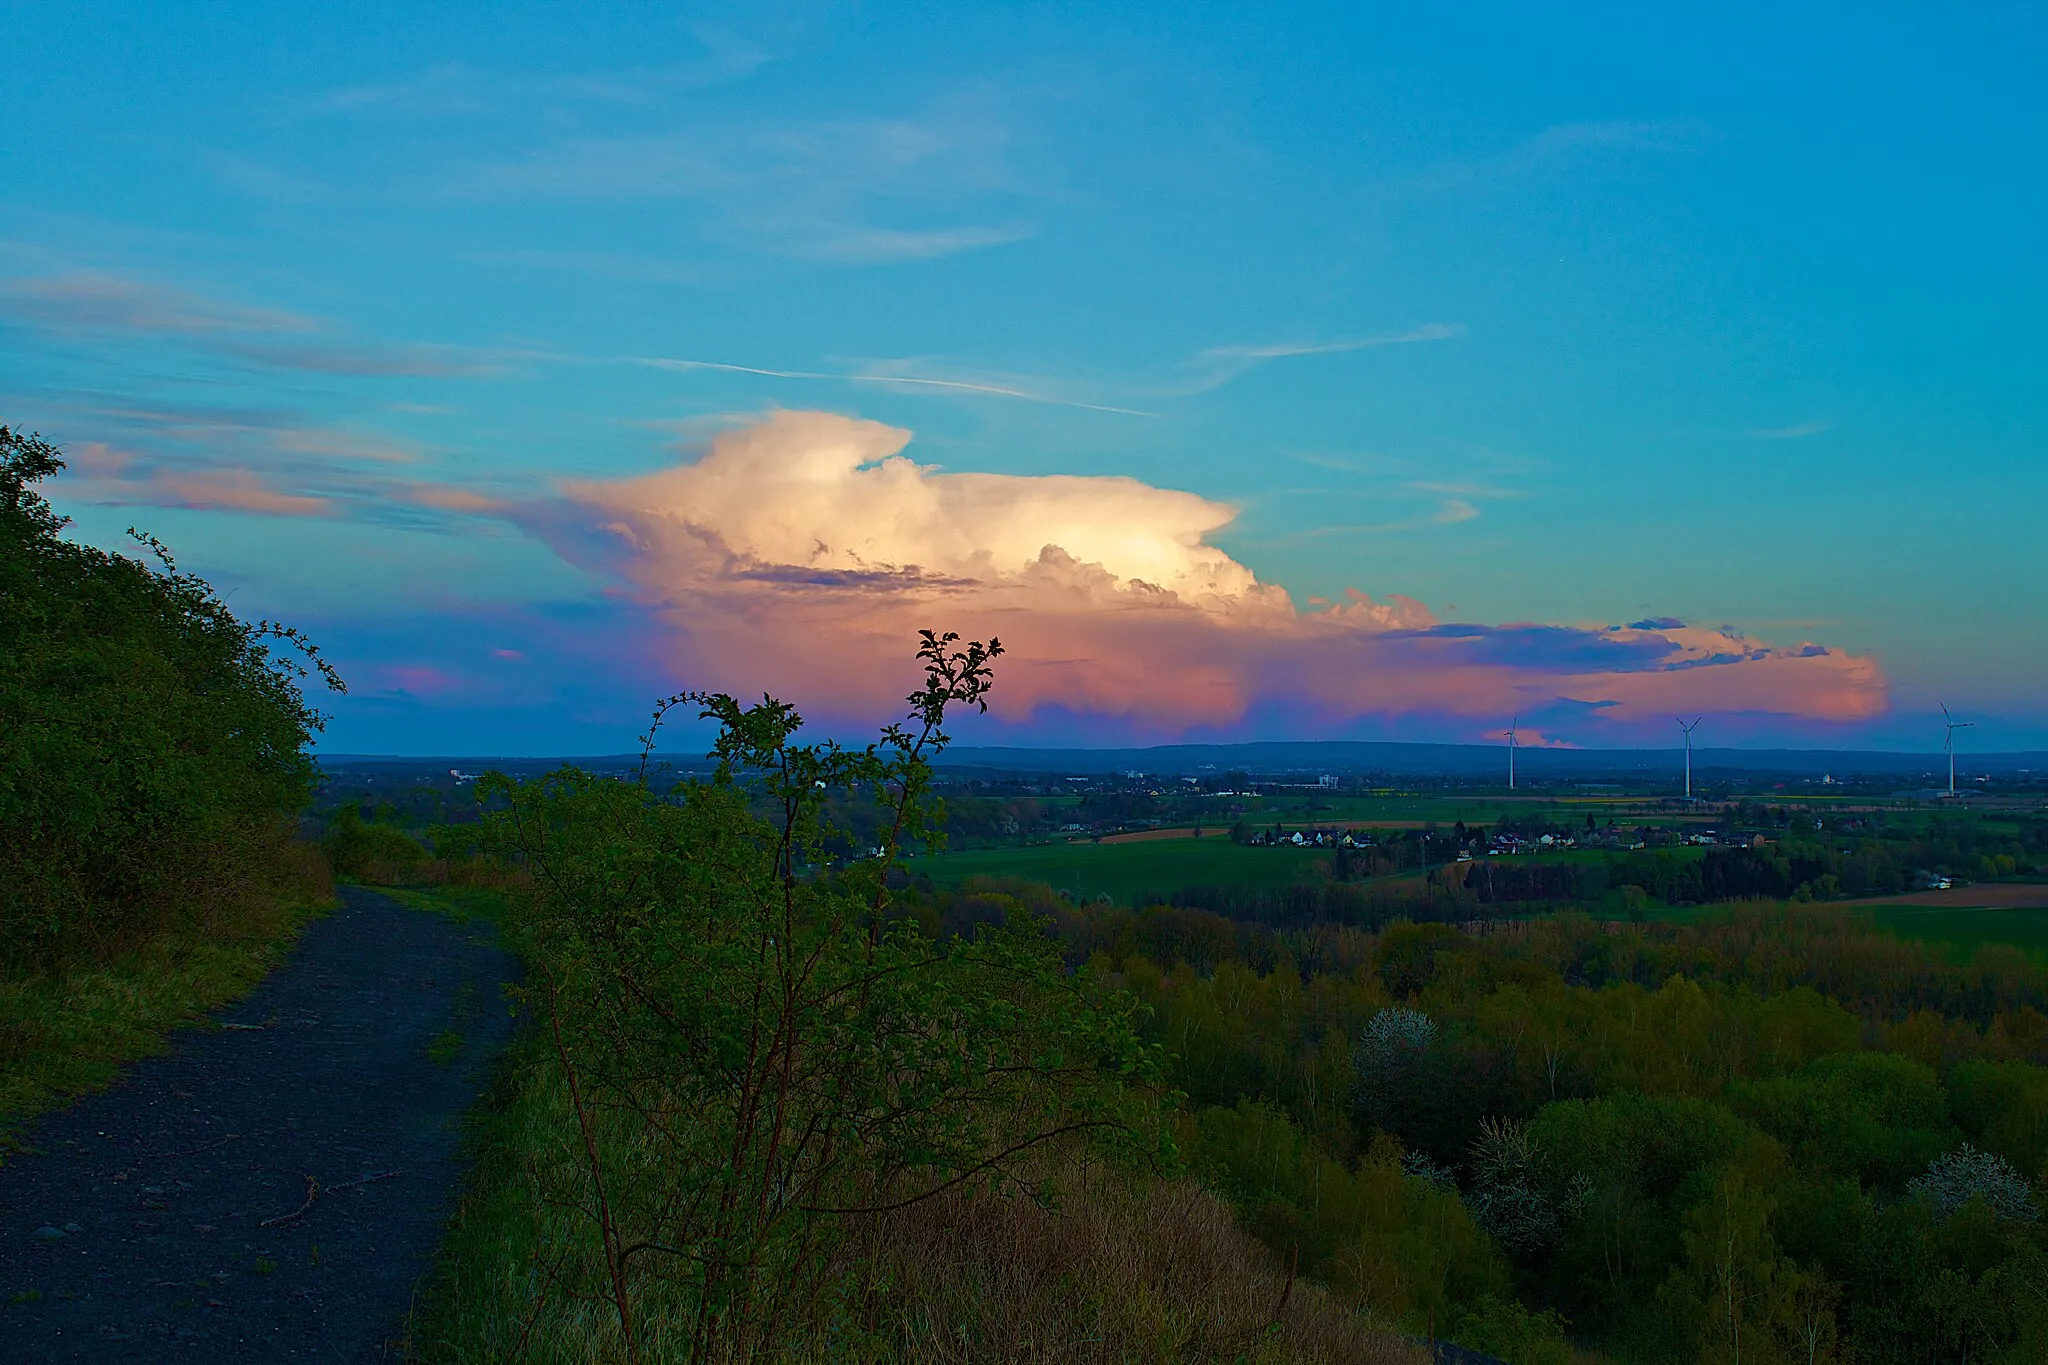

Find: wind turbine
<box><xmin>1676</xmin><ymin>716</ymin><xmax>1703</xmax><ymax>801</ymax></box>
<box><xmin>1941</xmin><ymin>702</ymin><xmax>1973</xmax><ymax>797</ymax></box>
<box><xmin>1507</xmin><ymin>716</ymin><xmax>1518</xmax><ymax>791</ymax></box>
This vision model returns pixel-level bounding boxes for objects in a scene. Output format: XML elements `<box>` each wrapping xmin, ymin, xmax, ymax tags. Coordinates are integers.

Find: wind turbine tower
<box><xmin>1941</xmin><ymin>703</ymin><xmax>1973</xmax><ymax>797</ymax></box>
<box><xmin>1507</xmin><ymin>716</ymin><xmax>1518</xmax><ymax>791</ymax></box>
<box><xmin>1676</xmin><ymin>717</ymin><xmax>1703</xmax><ymax>801</ymax></box>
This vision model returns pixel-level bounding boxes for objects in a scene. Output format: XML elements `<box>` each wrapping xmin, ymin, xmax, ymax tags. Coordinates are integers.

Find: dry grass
<box><xmin>414</xmin><ymin>1043</ymin><xmax>1424</xmax><ymax>1365</ymax></box>
<box><xmin>831</xmin><ymin>1171</ymin><xmax>1430</xmax><ymax>1365</ymax></box>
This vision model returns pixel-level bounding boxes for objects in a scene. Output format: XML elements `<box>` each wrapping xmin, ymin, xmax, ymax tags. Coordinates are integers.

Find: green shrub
<box><xmin>0</xmin><ymin>425</ymin><xmax>340</xmax><ymax>965</ymax></box>
<box><xmin>478</xmin><ymin>633</ymin><xmax>1172</xmax><ymax>1358</ymax></box>
<box><xmin>323</xmin><ymin>803</ymin><xmax>430</xmax><ymax>882</ymax></box>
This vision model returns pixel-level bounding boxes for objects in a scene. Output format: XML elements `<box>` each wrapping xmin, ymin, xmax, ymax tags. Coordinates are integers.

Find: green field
<box><xmin>1639</xmin><ymin>899</ymin><xmax>2048</xmax><ymax>962</ymax></box>
<box><xmin>1856</xmin><ymin>903</ymin><xmax>2048</xmax><ymax>962</ymax></box>
<box><xmin>911</xmin><ymin>835</ymin><xmax>2048</xmax><ymax>964</ymax></box>
<box><xmin>904</xmin><ymin>838</ymin><xmax>1329</xmax><ymax>903</ymax></box>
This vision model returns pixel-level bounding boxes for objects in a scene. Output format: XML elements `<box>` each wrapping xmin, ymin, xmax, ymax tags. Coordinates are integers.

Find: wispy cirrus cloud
<box><xmin>0</xmin><ymin>272</ymin><xmax>313</xmax><ymax>336</ymax></box>
<box><xmin>1161</xmin><ymin>323</ymin><xmax>1464</xmax><ymax>397</ymax></box>
<box><xmin>1258</xmin><ymin>496</ymin><xmax>1483</xmax><ymax>544</ymax></box>
<box><xmin>318</xmin><ymin>60</ymin><xmax>495</xmax><ymax>118</ymax></box>
<box><xmin>0</xmin><ymin>269</ymin><xmax>513</xmax><ymax>378</ymax></box>
<box><xmin>804</xmin><ymin>222</ymin><xmax>1036</xmax><ymax>263</ymax></box>
<box><xmin>1238</xmin><ymin>474</ymin><xmax>1525</xmax><ymax>545</ymax></box>
<box><xmin>449</xmin><ymin>91</ymin><xmax>1039</xmax><ymax>263</ymax></box>
<box><xmin>466</xmin><ymin>247</ymin><xmax>718</xmax><ymax>287</ymax></box>
<box><xmin>315</xmin><ymin>29</ymin><xmax>771</xmax><ymax>120</ymax></box>
<box><xmin>43</xmin><ymin>395</ymin><xmax>419</xmax><ymax>463</ymax></box>
<box><xmin>1408</xmin><ymin>118</ymin><xmax>1711</xmax><ymax>194</ymax></box>
<box><xmin>1522</xmin><ymin>119</ymin><xmax>1705</xmax><ymax>159</ymax></box>
<box><xmin>627</xmin><ymin>355</ymin><xmax>1154</xmax><ymax>417</ymax></box>
<box><xmin>614</xmin><ymin>321</ymin><xmax>1462</xmax><ymax>414</ymax></box>
<box><xmin>1750</xmin><ymin>420</ymin><xmax>1831</xmax><ymax>440</ymax></box>
<box><xmin>1405</xmin><ymin>479</ymin><xmax>1529</xmax><ymax>501</ymax></box>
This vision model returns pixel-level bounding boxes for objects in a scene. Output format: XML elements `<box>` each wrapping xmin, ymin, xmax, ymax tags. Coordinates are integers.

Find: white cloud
<box><xmin>528</xmin><ymin>410</ymin><xmax>1887</xmax><ymax>738</ymax></box>
<box><xmin>565</xmin><ymin>411</ymin><xmax>1265</xmax><ymax>607</ymax></box>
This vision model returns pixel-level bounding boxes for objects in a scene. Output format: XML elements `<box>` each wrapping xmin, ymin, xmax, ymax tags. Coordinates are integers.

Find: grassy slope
<box><xmin>0</xmin><ymin>881</ymin><xmax>331</xmax><ymax>1153</ymax></box>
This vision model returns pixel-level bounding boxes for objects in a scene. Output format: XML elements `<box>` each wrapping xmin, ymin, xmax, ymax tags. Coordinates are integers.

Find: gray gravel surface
<box><xmin>0</xmin><ymin>887</ymin><xmax>518</xmax><ymax>1362</ymax></box>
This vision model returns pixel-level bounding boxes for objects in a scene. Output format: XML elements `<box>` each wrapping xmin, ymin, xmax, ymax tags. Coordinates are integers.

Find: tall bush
<box><xmin>0</xmin><ymin>425</ymin><xmax>340</xmax><ymax>964</ymax></box>
<box><xmin>486</xmin><ymin>632</ymin><xmax>1169</xmax><ymax>1360</ymax></box>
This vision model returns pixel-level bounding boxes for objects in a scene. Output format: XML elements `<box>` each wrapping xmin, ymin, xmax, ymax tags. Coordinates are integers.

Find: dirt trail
<box><xmin>0</xmin><ymin>887</ymin><xmax>518</xmax><ymax>1362</ymax></box>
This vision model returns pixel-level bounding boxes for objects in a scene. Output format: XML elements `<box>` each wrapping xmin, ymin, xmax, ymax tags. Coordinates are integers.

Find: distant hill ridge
<box><xmin>937</xmin><ymin>741</ymin><xmax>2047</xmax><ymax>778</ymax></box>
<box><xmin>317</xmin><ymin>741</ymin><xmax>2048</xmax><ymax>779</ymax></box>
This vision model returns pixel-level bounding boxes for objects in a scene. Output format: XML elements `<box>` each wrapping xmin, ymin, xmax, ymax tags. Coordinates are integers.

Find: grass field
<box><xmin>905</xmin><ymin>838</ymin><xmax>1330</xmax><ymax>903</ymax></box>
<box><xmin>1639</xmin><ymin>897</ymin><xmax>2048</xmax><ymax>963</ymax></box>
<box><xmin>1853</xmin><ymin>903</ymin><xmax>2048</xmax><ymax>962</ymax></box>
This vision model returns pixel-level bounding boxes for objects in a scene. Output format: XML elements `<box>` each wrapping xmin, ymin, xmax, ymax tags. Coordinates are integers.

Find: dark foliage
<box><xmin>0</xmin><ymin>425</ymin><xmax>339</xmax><ymax>965</ymax></box>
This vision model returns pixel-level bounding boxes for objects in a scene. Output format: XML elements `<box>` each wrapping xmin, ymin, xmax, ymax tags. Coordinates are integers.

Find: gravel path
<box><xmin>0</xmin><ymin>887</ymin><xmax>518</xmax><ymax>1362</ymax></box>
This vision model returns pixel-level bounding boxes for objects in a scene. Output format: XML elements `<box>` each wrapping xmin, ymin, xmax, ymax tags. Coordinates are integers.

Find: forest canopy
<box><xmin>942</xmin><ymin>882</ymin><xmax>2048</xmax><ymax>1364</ymax></box>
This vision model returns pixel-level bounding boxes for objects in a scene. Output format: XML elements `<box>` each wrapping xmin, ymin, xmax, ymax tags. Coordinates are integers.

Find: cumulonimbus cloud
<box><xmin>536</xmin><ymin>411</ymin><xmax>1887</xmax><ymax>741</ymax></box>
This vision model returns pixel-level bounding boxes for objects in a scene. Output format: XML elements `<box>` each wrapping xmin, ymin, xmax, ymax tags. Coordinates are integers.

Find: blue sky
<box><xmin>4</xmin><ymin>2</ymin><xmax>2044</xmax><ymax>753</ymax></box>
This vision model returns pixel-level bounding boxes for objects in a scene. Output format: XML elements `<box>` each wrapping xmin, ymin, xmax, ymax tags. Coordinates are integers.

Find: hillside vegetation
<box><xmin>408</xmin><ymin>640</ymin><xmax>1425</xmax><ymax>1364</ymax></box>
<box><xmin>0</xmin><ymin>425</ymin><xmax>337</xmax><ymax>1130</ymax></box>
<box><xmin>878</xmin><ymin>882</ymin><xmax>2048</xmax><ymax>1364</ymax></box>
<box><xmin>373</xmin><ymin>637</ymin><xmax>2048</xmax><ymax>1363</ymax></box>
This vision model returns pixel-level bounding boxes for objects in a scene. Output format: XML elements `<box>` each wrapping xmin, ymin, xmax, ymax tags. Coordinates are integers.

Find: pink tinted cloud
<box><xmin>54</xmin><ymin>438</ymin><xmax>504</xmax><ymax>523</ymax></box>
<box><xmin>62</xmin><ymin>442</ymin><xmax>333</xmax><ymax>517</ymax></box>
<box><xmin>153</xmin><ymin>471</ymin><xmax>333</xmax><ymax>517</ymax></box>
<box><xmin>537</xmin><ymin>411</ymin><xmax>1888</xmax><ymax>742</ymax></box>
<box><xmin>371</xmin><ymin>663</ymin><xmax>466</xmax><ymax>698</ymax></box>
<box><xmin>404</xmin><ymin>483</ymin><xmax>508</xmax><ymax>512</ymax></box>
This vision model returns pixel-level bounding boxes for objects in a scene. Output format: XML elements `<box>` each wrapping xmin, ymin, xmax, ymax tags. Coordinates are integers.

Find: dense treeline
<box><xmin>1457</xmin><ymin>817</ymin><xmax>2043</xmax><ymax>910</ymax></box>
<box><xmin>901</xmin><ymin>877</ymin><xmax>2048</xmax><ymax>1362</ymax></box>
<box><xmin>0</xmin><ymin>427</ymin><xmax>338</xmax><ymax>965</ymax></box>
